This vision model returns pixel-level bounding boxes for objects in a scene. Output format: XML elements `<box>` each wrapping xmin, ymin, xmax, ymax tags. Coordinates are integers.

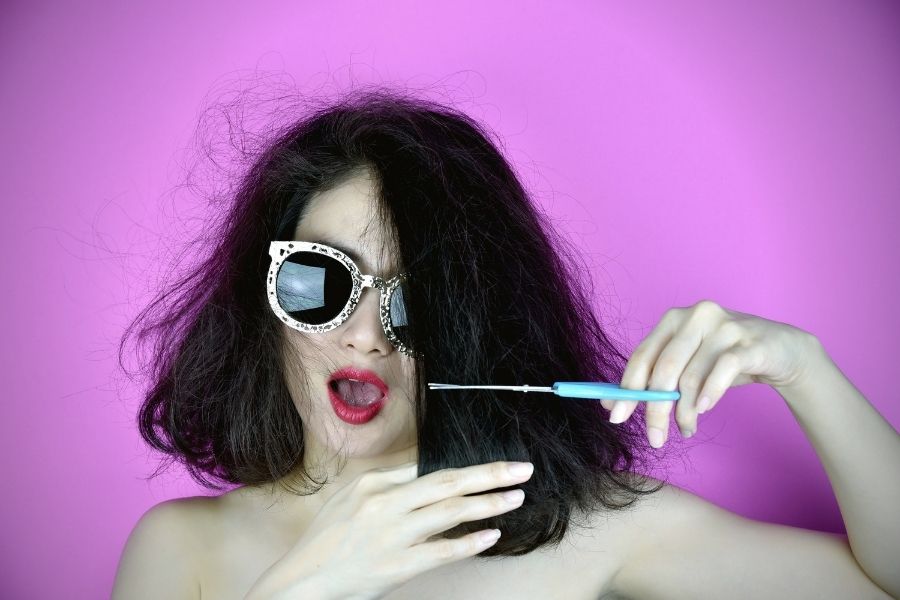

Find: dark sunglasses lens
<box><xmin>389</xmin><ymin>280</ymin><xmax>413</xmax><ymax>350</ymax></box>
<box><xmin>275</xmin><ymin>251</ymin><xmax>353</xmax><ymax>325</ymax></box>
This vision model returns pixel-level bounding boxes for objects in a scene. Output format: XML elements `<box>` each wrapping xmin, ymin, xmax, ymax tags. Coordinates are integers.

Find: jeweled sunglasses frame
<box><xmin>267</xmin><ymin>241</ymin><xmax>421</xmax><ymax>358</ymax></box>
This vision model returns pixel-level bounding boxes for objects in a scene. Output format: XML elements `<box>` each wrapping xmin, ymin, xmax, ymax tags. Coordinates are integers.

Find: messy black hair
<box><xmin>120</xmin><ymin>84</ymin><xmax>664</xmax><ymax>557</ymax></box>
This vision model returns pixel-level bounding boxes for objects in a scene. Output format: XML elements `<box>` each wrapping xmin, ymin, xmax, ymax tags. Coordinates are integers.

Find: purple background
<box><xmin>2</xmin><ymin>1</ymin><xmax>898</xmax><ymax>597</ymax></box>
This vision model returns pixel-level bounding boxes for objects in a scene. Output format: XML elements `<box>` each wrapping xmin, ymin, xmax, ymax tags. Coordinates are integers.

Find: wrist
<box><xmin>774</xmin><ymin>333</ymin><xmax>832</xmax><ymax>402</ymax></box>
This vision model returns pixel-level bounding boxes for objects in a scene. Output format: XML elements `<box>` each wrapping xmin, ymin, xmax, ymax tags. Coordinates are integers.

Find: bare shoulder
<box><xmin>603</xmin><ymin>476</ymin><xmax>890</xmax><ymax>600</ymax></box>
<box><xmin>111</xmin><ymin>496</ymin><xmax>219</xmax><ymax>600</ymax></box>
<box><xmin>550</xmin><ymin>472</ymin><xmax>670</xmax><ymax>598</ymax></box>
<box><xmin>575</xmin><ymin>472</ymin><xmax>671</xmax><ymax>540</ymax></box>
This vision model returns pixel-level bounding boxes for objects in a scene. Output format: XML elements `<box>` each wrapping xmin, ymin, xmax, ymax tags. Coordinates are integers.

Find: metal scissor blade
<box><xmin>427</xmin><ymin>383</ymin><xmax>554</xmax><ymax>393</ymax></box>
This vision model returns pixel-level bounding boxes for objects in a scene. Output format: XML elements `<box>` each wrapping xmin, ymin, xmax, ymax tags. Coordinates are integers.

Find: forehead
<box><xmin>292</xmin><ymin>172</ymin><xmax>400</xmax><ymax>275</ymax></box>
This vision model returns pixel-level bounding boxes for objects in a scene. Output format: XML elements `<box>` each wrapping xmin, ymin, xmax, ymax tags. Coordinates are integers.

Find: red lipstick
<box><xmin>327</xmin><ymin>367</ymin><xmax>389</xmax><ymax>425</ymax></box>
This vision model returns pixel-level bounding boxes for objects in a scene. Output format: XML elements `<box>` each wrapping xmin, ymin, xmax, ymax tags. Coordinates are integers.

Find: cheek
<box><xmin>278</xmin><ymin>338</ymin><xmax>331</xmax><ymax>417</ymax></box>
<box><xmin>400</xmin><ymin>361</ymin><xmax>420</xmax><ymax>418</ymax></box>
<box><xmin>281</xmin><ymin>332</ymin><xmax>344</xmax><ymax>384</ymax></box>
<box><xmin>285</xmin><ymin>329</ymin><xmax>329</xmax><ymax>356</ymax></box>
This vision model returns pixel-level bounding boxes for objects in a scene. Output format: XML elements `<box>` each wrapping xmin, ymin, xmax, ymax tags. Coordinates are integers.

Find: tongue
<box><xmin>335</xmin><ymin>379</ymin><xmax>383</xmax><ymax>407</ymax></box>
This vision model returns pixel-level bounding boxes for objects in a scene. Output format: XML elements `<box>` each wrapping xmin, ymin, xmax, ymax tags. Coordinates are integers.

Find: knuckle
<box><xmin>437</xmin><ymin>496</ymin><xmax>466</xmax><ymax>521</ymax></box>
<box><xmin>694</xmin><ymin>299</ymin><xmax>722</xmax><ymax>315</ymax></box>
<box><xmin>654</xmin><ymin>356</ymin><xmax>680</xmax><ymax>378</ymax></box>
<box><xmin>679</xmin><ymin>370</ymin><xmax>703</xmax><ymax>392</ymax></box>
<box><xmin>356</xmin><ymin>471</ymin><xmax>381</xmax><ymax>489</ymax></box>
<box><xmin>491</xmin><ymin>462</ymin><xmax>508</xmax><ymax>481</ymax></box>
<box><xmin>719</xmin><ymin>351</ymin><xmax>741</xmax><ymax>368</ymax></box>
<box><xmin>360</xmin><ymin>491</ymin><xmax>389</xmax><ymax>514</ymax></box>
<box><xmin>675</xmin><ymin>410</ymin><xmax>694</xmax><ymax>428</ymax></box>
<box><xmin>492</xmin><ymin>492</ymin><xmax>513</xmax><ymax>510</ymax></box>
<box><xmin>718</xmin><ymin>320</ymin><xmax>744</xmax><ymax>340</ymax></box>
<box><xmin>645</xmin><ymin>406</ymin><xmax>669</xmax><ymax>418</ymax></box>
<box><xmin>434</xmin><ymin>539</ymin><xmax>457</xmax><ymax>560</ymax></box>
<box><xmin>629</xmin><ymin>346</ymin><xmax>650</xmax><ymax>364</ymax></box>
<box><xmin>644</xmin><ymin>398</ymin><xmax>670</xmax><ymax>416</ymax></box>
<box><xmin>436</xmin><ymin>469</ymin><xmax>464</xmax><ymax>494</ymax></box>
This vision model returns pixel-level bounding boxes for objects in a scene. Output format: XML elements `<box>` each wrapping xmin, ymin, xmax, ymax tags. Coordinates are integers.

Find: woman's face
<box><xmin>281</xmin><ymin>170</ymin><xmax>418</xmax><ymax>465</ymax></box>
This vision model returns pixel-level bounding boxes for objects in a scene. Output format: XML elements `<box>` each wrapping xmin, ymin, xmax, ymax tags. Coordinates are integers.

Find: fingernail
<box><xmin>609</xmin><ymin>403</ymin><xmax>628</xmax><ymax>423</ymax></box>
<box><xmin>479</xmin><ymin>529</ymin><xmax>502</xmax><ymax>544</ymax></box>
<box><xmin>648</xmin><ymin>427</ymin><xmax>665</xmax><ymax>448</ymax></box>
<box><xmin>697</xmin><ymin>396</ymin><xmax>711</xmax><ymax>413</ymax></box>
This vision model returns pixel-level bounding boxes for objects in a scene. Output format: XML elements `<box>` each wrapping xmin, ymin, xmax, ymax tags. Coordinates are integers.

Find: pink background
<box><xmin>2</xmin><ymin>1</ymin><xmax>898</xmax><ymax>597</ymax></box>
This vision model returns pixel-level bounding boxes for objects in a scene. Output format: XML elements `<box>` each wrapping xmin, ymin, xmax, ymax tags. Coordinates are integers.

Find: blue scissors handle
<box><xmin>552</xmin><ymin>382</ymin><xmax>680</xmax><ymax>402</ymax></box>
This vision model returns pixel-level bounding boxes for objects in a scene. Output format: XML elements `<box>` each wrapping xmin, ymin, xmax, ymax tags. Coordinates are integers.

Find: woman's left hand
<box><xmin>604</xmin><ymin>299</ymin><xmax>821</xmax><ymax>447</ymax></box>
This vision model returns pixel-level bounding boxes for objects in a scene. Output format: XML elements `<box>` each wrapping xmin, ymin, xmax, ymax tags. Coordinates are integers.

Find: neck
<box><xmin>256</xmin><ymin>442</ymin><xmax>419</xmax><ymax>514</ymax></box>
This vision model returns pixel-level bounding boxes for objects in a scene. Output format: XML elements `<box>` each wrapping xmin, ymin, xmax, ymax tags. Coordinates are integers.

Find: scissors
<box><xmin>427</xmin><ymin>382</ymin><xmax>681</xmax><ymax>402</ymax></box>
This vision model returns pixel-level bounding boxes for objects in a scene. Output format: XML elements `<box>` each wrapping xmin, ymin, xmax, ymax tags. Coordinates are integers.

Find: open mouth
<box><xmin>329</xmin><ymin>378</ymin><xmax>386</xmax><ymax>407</ymax></box>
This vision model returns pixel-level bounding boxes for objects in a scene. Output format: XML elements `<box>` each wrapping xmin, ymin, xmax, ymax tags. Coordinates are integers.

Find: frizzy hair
<box><xmin>119</xmin><ymin>85</ymin><xmax>664</xmax><ymax>557</ymax></box>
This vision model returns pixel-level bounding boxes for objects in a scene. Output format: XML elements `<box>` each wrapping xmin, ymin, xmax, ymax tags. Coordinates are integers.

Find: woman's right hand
<box><xmin>244</xmin><ymin>460</ymin><xmax>535</xmax><ymax>600</ymax></box>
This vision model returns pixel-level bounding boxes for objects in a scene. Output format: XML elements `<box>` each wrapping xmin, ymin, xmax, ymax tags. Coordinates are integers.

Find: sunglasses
<box><xmin>267</xmin><ymin>241</ymin><xmax>420</xmax><ymax>358</ymax></box>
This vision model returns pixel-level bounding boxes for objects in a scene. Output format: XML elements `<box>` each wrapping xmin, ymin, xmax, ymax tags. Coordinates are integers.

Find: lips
<box><xmin>327</xmin><ymin>367</ymin><xmax>390</xmax><ymax>425</ymax></box>
<box><xmin>328</xmin><ymin>367</ymin><xmax>389</xmax><ymax>398</ymax></box>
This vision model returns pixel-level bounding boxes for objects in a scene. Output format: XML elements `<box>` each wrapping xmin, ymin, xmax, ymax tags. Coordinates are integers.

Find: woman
<box><xmin>111</xmin><ymin>89</ymin><xmax>899</xmax><ymax>599</ymax></box>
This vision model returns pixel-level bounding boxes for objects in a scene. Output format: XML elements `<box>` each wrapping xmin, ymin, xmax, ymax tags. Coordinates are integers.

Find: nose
<box><xmin>337</xmin><ymin>286</ymin><xmax>393</xmax><ymax>356</ymax></box>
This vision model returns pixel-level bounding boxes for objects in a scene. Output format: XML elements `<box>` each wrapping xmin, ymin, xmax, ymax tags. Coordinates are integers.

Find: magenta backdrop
<box><xmin>2</xmin><ymin>1</ymin><xmax>898</xmax><ymax>597</ymax></box>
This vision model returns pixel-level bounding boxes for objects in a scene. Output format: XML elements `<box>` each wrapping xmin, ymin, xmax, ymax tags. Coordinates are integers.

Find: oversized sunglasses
<box><xmin>267</xmin><ymin>241</ymin><xmax>420</xmax><ymax>358</ymax></box>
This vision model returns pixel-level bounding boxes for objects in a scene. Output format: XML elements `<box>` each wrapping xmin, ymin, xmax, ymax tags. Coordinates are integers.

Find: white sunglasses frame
<box><xmin>267</xmin><ymin>241</ymin><xmax>420</xmax><ymax>358</ymax></box>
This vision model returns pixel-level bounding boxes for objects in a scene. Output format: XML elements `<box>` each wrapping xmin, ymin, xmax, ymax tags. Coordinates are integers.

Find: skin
<box><xmin>236</xmin><ymin>182</ymin><xmax>900</xmax><ymax>597</ymax></box>
<box><xmin>249</xmin><ymin>169</ymin><xmax>420</xmax><ymax>528</ymax></box>
<box><xmin>112</xmin><ymin>170</ymin><xmax>900</xmax><ymax>599</ymax></box>
<box><xmin>600</xmin><ymin>301</ymin><xmax>900</xmax><ymax>598</ymax></box>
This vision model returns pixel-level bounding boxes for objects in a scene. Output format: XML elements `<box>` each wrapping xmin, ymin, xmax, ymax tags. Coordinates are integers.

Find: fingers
<box><xmin>606</xmin><ymin>304</ymin><xmax>730</xmax><ymax>447</ymax></box>
<box><xmin>671</xmin><ymin>327</ymin><xmax>739</xmax><ymax>436</ymax></box>
<box><xmin>608</xmin><ymin>400</ymin><xmax>638</xmax><ymax>423</ymax></box>
<box><xmin>352</xmin><ymin>461</ymin><xmax>420</xmax><ymax>496</ymax></box>
<box><xmin>390</xmin><ymin>461</ymin><xmax>533</xmax><ymax>514</ymax></box>
<box><xmin>644</xmin><ymin>400</ymin><xmax>674</xmax><ymax>447</ymax></box>
<box><xmin>605</xmin><ymin>310</ymin><xmax>681</xmax><ymax>443</ymax></box>
<box><xmin>696</xmin><ymin>345</ymin><xmax>759</xmax><ymax>413</ymax></box>
<box><xmin>407</xmin><ymin>487</ymin><xmax>526</xmax><ymax>546</ymax></box>
<box><xmin>414</xmin><ymin>527</ymin><xmax>505</xmax><ymax>570</ymax></box>
<box><xmin>399</xmin><ymin>462</ymin><xmax>533</xmax><ymax>559</ymax></box>
<box><xmin>621</xmin><ymin>311</ymin><xmax>680</xmax><ymax>392</ymax></box>
<box><xmin>608</xmin><ymin>309</ymin><xmax>682</xmax><ymax>425</ymax></box>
